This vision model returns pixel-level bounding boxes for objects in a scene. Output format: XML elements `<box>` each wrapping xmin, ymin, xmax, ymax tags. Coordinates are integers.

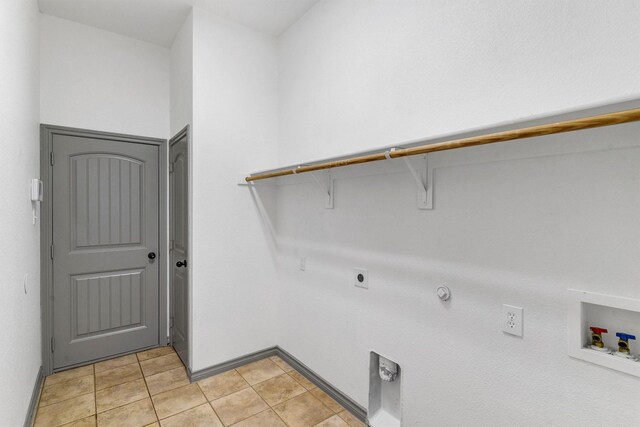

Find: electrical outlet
<box><xmin>502</xmin><ymin>304</ymin><xmax>523</xmax><ymax>337</ymax></box>
<box><xmin>354</xmin><ymin>268</ymin><xmax>368</xmax><ymax>289</ymax></box>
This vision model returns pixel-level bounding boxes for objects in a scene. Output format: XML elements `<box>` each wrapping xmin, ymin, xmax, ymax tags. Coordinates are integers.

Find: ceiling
<box><xmin>38</xmin><ymin>0</ymin><xmax>319</xmax><ymax>47</ymax></box>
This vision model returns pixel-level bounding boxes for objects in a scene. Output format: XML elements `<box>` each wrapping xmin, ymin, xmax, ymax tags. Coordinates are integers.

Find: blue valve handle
<box><xmin>616</xmin><ymin>332</ymin><xmax>636</xmax><ymax>341</ymax></box>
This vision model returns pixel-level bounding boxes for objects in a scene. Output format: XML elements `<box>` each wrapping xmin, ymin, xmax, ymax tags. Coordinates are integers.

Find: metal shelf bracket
<box><xmin>239</xmin><ymin>167</ymin><xmax>334</xmax><ymax>208</ymax></box>
<box><xmin>386</xmin><ymin>148</ymin><xmax>432</xmax><ymax>210</ymax></box>
<box><xmin>309</xmin><ymin>170</ymin><xmax>334</xmax><ymax>209</ymax></box>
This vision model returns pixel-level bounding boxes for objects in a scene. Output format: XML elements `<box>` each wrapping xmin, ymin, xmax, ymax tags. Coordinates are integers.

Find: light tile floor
<box><xmin>34</xmin><ymin>347</ymin><xmax>366</xmax><ymax>427</ymax></box>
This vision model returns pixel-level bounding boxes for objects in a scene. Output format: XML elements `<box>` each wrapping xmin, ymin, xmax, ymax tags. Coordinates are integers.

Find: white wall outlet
<box><xmin>354</xmin><ymin>268</ymin><xmax>368</xmax><ymax>289</ymax></box>
<box><xmin>299</xmin><ymin>257</ymin><xmax>306</xmax><ymax>271</ymax></box>
<box><xmin>502</xmin><ymin>304</ymin><xmax>523</xmax><ymax>337</ymax></box>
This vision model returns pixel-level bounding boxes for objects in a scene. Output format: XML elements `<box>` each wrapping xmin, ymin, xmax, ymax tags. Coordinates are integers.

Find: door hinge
<box><xmin>51</xmin><ymin>337</ymin><xmax>55</xmax><ymax>353</ymax></box>
<box><xmin>50</xmin><ymin>245</ymin><xmax>54</xmax><ymax>259</ymax></box>
<box><xmin>170</xmin><ymin>317</ymin><xmax>174</xmax><ymax>328</ymax></box>
<box><xmin>50</xmin><ymin>152</ymin><xmax>54</xmax><ymax>166</ymax></box>
<box><xmin>169</xmin><ymin>162</ymin><xmax>174</xmax><ymax>173</ymax></box>
<box><xmin>170</xmin><ymin>240</ymin><xmax>175</xmax><ymax>251</ymax></box>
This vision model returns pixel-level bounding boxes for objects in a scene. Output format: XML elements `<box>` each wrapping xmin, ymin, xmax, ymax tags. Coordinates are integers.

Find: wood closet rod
<box><xmin>245</xmin><ymin>108</ymin><xmax>640</xmax><ymax>182</ymax></box>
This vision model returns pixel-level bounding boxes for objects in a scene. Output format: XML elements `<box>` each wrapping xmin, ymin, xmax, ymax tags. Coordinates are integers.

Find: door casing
<box><xmin>40</xmin><ymin>124</ymin><xmax>168</xmax><ymax>375</ymax></box>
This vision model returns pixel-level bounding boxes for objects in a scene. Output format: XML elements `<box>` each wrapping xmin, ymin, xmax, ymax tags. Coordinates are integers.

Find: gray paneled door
<box><xmin>52</xmin><ymin>134</ymin><xmax>159</xmax><ymax>369</ymax></box>
<box><xmin>170</xmin><ymin>128</ymin><xmax>189</xmax><ymax>367</ymax></box>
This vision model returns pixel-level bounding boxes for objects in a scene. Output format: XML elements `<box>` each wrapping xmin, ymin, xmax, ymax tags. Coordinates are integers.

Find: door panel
<box><xmin>72</xmin><ymin>155</ymin><xmax>144</xmax><ymax>248</ymax></box>
<box><xmin>72</xmin><ymin>269</ymin><xmax>144</xmax><ymax>337</ymax></box>
<box><xmin>170</xmin><ymin>129</ymin><xmax>189</xmax><ymax>367</ymax></box>
<box><xmin>52</xmin><ymin>134</ymin><xmax>159</xmax><ymax>369</ymax></box>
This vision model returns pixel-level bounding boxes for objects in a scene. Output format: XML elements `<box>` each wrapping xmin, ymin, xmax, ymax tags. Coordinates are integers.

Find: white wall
<box><xmin>275</xmin><ymin>1</ymin><xmax>640</xmax><ymax>425</ymax></box>
<box><xmin>0</xmin><ymin>0</ymin><xmax>41</xmax><ymax>425</ymax></box>
<box><xmin>278</xmin><ymin>0</ymin><xmax>640</xmax><ymax>166</ymax></box>
<box><xmin>40</xmin><ymin>14</ymin><xmax>170</xmax><ymax>139</ymax></box>
<box><xmin>170</xmin><ymin>12</ymin><xmax>193</xmax><ymax>137</ymax></box>
<box><xmin>190</xmin><ymin>7</ymin><xmax>280</xmax><ymax>371</ymax></box>
<box><xmin>169</xmin><ymin>11</ymin><xmax>194</xmax><ymax>348</ymax></box>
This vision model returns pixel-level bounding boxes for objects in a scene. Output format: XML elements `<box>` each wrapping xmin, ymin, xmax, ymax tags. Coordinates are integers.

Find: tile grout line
<box><xmin>198</xmin><ymin>367</ymin><xmax>274</xmax><ymax>427</ymax></box>
<box><xmin>253</xmin><ymin>379</ymin><xmax>305</xmax><ymax>409</ymax></box>
<box><xmin>139</xmin><ymin>356</ymin><xmax>161</xmax><ymax>425</ymax></box>
<box><xmin>37</xmin><ymin>388</ymin><xmax>95</xmax><ymax>409</ymax></box>
<box><xmin>101</xmin><ymin>352</ymin><xmax>172</xmax><ymax>422</ymax></box>
<box><xmin>94</xmin><ymin>360</ymin><xmax>138</xmax><ymax>375</ymax></box>
<box><xmin>144</xmin><ymin>366</ymin><xmax>191</xmax><ymax>399</ymax></box>
<box><xmin>272</xmin><ymin>375</ymin><xmax>333</xmax><ymax>410</ymax></box>
<box><xmin>141</xmin><ymin>350</ymin><xmax>207</xmax><ymax>423</ymax></box>
<box><xmin>196</xmin><ymin>381</ymin><xmax>226</xmax><ymax>425</ymax></box>
<box><xmin>92</xmin><ymin>364</ymin><xmax>97</xmax><ymax>425</ymax></box>
<box><xmin>39</xmin><ymin>364</ymin><xmax>95</xmax><ymax>397</ymax></box>
<box><xmin>37</xmin><ymin>348</ymin><xmax>175</xmax><ymax>427</ymax></box>
<box><xmin>256</xmin><ymin>387</ymin><xmax>334</xmax><ymax>426</ymax></box>
<box><xmin>143</xmin><ymin>379</ymin><xmax>212</xmax><ymax>423</ymax></box>
<box><xmin>200</xmin><ymin>372</ymin><xmax>251</xmax><ymax>426</ymax></box>
<box><xmin>139</xmin><ymin>355</ymin><xmax>185</xmax><ymax>379</ymax></box>
<box><xmin>44</xmin><ymin>349</ymin><xmax>342</xmax><ymax>427</ymax></box>
<box><xmin>37</xmin><ymin>365</ymin><xmax>97</xmax><ymax>427</ymax></box>
<box><xmin>235</xmin><ymin>363</ymin><xmax>335</xmax><ymax>427</ymax></box>
<box><xmin>247</xmin><ymin>370</ymin><xmax>288</xmax><ymax>388</ymax></box>
<box><xmin>248</xmin><ymin>390</ymin><xmax>291</xmax><ymax>427</ymax></box>
<box><xmin>199</xmin><ymin>368</ymin><xmax>250</xmax><ymax>400</ymax></box>
<box><xmin>230</xmin><ymin>360</ymin><xmax>339</xmax><ymax>426</ymax></box>
<box><xmin>236</xmin><ymin>385</ymin><xmax>270</xmax><ymax>426</ymax></box>
<box><xmin>96</xmin><ymin>380</ymin><xmax>150</xmax><ymax>415</ymax></box>
<box><xmin>34</xmin><ymin>380</ymin><xmax>92</xmax><ymax>426</ymax></box>
<box><xmin>226</xmin><ymin>407</ymin><xmax>289</xmax><ymax>427</ymax></box>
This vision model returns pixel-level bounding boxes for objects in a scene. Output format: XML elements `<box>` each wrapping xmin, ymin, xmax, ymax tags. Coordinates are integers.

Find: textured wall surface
<box><xmin>278</xmin><ymin>0</ymin><xmax>640</xmax><ymax>166</ymax></box>
<box><xmin>190</xmin><ymin>7</ymin><xmax>280</xmax><ymax>371</ymax></box>
<box><xmin>29</xmin><ymin>1</ymin><xmax>640</xmax><ymax>425</ymax></box>
<box><xmin>40</xmin><ymin>14</ymin><xmax>170</xmax><ymax>139</ymax></box>
<box><xmin>0</xmin><ymin>1</ymin><xmax>42</xmax><ymax>425</ymax></box>
<box><xmin>275</xmin><ymin>1</ymin><xmax>640</xmax><ymax>425</ymax></box>
<box><xmin>170</xmin><ymin>12</ymin><xmax>193</xmax><ymax>137</ymax></box>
